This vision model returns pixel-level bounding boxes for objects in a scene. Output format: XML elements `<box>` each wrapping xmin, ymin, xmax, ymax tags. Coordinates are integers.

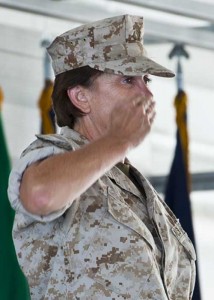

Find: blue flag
<box><xmin>165</xmin><ymin>90</ymin><xmax>201</xmax><ymax>300</ymax></box>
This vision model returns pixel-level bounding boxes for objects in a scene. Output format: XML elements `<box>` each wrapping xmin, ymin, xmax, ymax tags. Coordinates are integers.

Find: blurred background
<box><xmin>0</xmin><ymin>0</ymin><xmax>214</xmax><ymax>299</ymax></box>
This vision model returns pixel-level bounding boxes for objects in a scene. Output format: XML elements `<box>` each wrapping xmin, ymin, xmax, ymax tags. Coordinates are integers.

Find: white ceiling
<box><xmin>1</xmin><ymin>0</ymin><xmax>214</xmax><ymax>49</ymax></box>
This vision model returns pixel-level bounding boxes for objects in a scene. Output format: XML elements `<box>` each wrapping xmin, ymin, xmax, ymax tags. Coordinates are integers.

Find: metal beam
<box><xmin>0</xmin><ymin>0</ymin><xmax>214</xmax><ymax>50</ymax></box>
<box><xmin>0</xmin><ymin>0</ymin><xmax>116</xmax><ymax>24</ymax></box>
<box><xmin>112</xmin><ymin>0</ymin><xmax>214</xmax><ymax>23</ymax></box>
<box><xmin>145</xmin><ymin>19</ymin><xmax>214</xmax><ymax>51</ymax></box>
<box><xmin>149</xmin><ymin>172</ymin><xmax>214</xmax><ymax>194</ymax></box>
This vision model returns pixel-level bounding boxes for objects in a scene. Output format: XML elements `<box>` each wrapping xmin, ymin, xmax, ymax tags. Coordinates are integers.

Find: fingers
<box><xmin>132</xmin><ymin>96</ymin><xmax>155</xmax><ymax>112</ymax></box>
<box><xmin>133</xmin><ymin>98</ymin><xmax>156</xmax><ymax>124</ymax></box>
<box><xmin>133</xmin><ymin>98</ymin><xmax>143</xmax><ymax>107</ymax></box>
<box><xmin>110</xmin><ymin>96</ymin><xmax>156</xmax><ymax>149</ymax></box>
<box><xmin>148</xmin><ymin>109</ymin><xmax>156</xmax><ymax>124</ymax></box>
<box><xmin>145</xmin><ymin>100</ymin><xmax>156</xmax><ymax>123</ymax></box>
<box><xmin>145</xmin><ymin>100</ymin><xmax>155</xmax><ymax>113</ymax></box>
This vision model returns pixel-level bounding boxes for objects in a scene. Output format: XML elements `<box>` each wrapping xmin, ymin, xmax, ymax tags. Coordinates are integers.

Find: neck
<box><xmin>73</xmin><ymin>117</ymin><xmax>126</xmax><ymax>164</ymax></box>
<box><xmin>73</xmin><ymin>116</ymin><xmax>105</xmax><ymax>142</ymax></box>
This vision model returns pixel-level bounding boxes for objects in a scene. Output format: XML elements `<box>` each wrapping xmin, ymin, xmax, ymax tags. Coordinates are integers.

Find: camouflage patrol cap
<box><xmin>47</xmin><ymin>14</ymin><xmax>175</xmax><ymax>78</ymax></box>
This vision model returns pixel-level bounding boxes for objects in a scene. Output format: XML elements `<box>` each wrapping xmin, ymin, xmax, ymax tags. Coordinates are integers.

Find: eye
<box><xmin>122</xmin><ymin>77</ymin><xmax>134</xmax><ymax>84</ymax></box>
<box><xmin>143</xmin><ymin>75</ymin><xmax>152</xmax><ymax>85</ymax></box>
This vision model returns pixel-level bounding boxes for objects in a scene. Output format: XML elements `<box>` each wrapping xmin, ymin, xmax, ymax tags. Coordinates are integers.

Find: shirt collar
<box><xmin>60</xmin><ymin>126</ymin><xmax>89</xmax><ymax>147</ymax></box>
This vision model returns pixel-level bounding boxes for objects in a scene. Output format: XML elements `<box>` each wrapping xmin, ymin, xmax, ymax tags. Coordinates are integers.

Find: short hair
<box><xmin>52</xmin><ymin>66</ymin><xmax>103</xmax><ymax>128</ymax></box>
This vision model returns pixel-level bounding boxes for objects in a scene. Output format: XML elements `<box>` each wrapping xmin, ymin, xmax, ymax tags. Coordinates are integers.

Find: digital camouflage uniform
<box><xmin>8</xmin><ymin>127</ymin><xmax>196</xmax><ymax>300</ymax></box>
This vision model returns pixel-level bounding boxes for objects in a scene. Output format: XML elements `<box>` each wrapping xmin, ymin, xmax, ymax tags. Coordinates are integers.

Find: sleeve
<box><xmin>8</xmin><ymin>140</ymin><xmax>73</xmax><ymax>223</ymax></box>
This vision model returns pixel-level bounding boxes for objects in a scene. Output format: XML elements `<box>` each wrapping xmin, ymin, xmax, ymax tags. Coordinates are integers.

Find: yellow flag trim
<box><xmin>174</xmin><ymin>90</ymin><xmax>190</xmax><ymax>189</ymax></box>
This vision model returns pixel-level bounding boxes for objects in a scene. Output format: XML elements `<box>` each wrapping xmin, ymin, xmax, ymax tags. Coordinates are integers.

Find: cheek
<box><xmin>91</xmin><ymin>85</ymin><xmax>126</xmax><ymax>117</ymax></box>
<box><xmin>90</xmin><ymin>94</ymin><xmax>111</xmax><ymax>122</ymax></box>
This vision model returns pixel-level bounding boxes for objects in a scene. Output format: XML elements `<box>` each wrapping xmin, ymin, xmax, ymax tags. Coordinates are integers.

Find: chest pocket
<box><xmin>107</xmin><ymin>186</ymin><xmax>156</xmax><ymax>251</ymax></box>
<box><xmin>87</xmin><ymin>186</ymin><xmax>161</xmax><ymax>297</ymax></box>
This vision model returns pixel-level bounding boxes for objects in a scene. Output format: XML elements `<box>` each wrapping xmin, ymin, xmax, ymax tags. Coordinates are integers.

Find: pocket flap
<box><xmin>107</xmin><ymin>187</ymin><xmax>156</xmax><ymax>252</ymax></box>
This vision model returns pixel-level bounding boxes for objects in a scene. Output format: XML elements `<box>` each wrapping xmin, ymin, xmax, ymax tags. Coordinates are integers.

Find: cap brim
<box><xmin>89</xmin><ymin>56</ymin><xmax>175</xmax><ymax>78</ymax></box>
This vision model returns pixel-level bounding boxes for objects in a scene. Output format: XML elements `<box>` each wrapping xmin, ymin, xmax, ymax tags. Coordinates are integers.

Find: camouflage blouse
<box><xmin>8</xmin><ymin>127</ymin><xmax>196</xmax><ymax>299</ymax></box>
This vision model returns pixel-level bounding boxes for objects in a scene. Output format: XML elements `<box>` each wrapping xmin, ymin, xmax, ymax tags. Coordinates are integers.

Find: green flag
<box><xmin>0</xmin><ymin>86</ymin><xmax>30</xmax><ymax>299</ymax></box>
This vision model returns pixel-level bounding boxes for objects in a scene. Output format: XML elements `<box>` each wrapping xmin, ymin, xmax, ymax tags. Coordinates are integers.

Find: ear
<box><xmin>67</xmin><ymin>86</ymin><xmax>91</xmax><ymax>114</ymax></box>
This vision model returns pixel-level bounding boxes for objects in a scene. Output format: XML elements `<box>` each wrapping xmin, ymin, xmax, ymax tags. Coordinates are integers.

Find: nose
<box><xmin>137</xmin><ymin>76</ymin><xmax>154</xmax><ymax>99</ymax></box>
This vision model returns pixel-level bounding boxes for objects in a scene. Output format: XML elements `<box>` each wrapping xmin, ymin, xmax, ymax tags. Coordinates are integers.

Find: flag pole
<box><xmin>167</xmin><ymin>44</ymin><xmax>202</xmax><ymax>300</ymax></box>
<box><xmin>38</xmin><ymin>38</ymin><xmax>56</xmax><ymax>134</ymax></box>
<box><xmin>169</xmin><ymin>44</ymin><xmax>190</xmax><ymax>185</ymax></box>
<box><xmin>169</xmin><ymin>43</ymin><xmax>189</xmax><ymax>91</ymax></box>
